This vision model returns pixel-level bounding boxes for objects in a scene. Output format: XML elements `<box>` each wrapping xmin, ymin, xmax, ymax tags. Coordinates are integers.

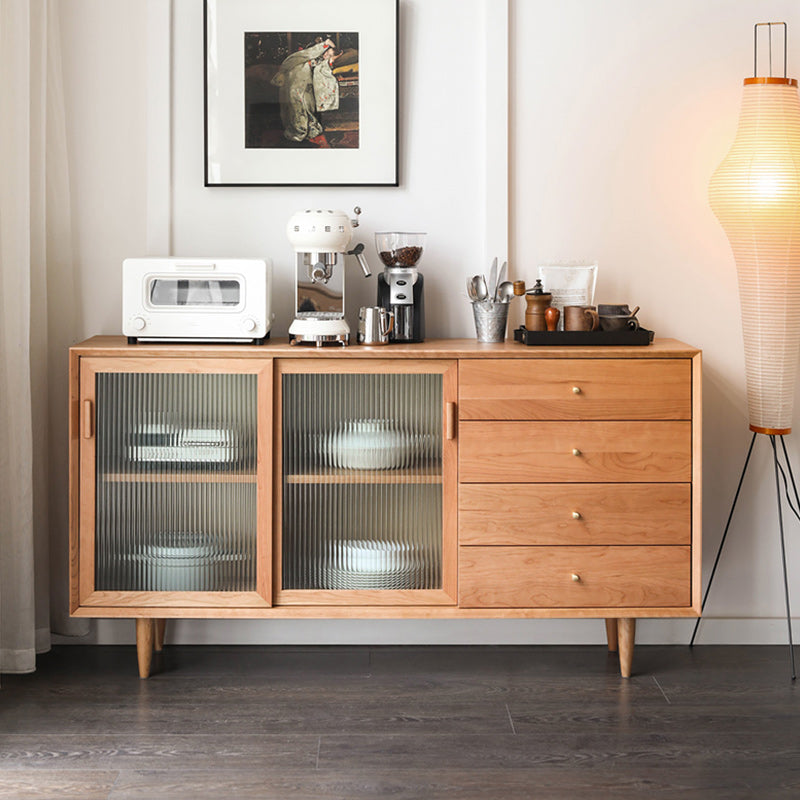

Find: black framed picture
<box><xmin>204</xmin><ymin>0</ymin><xmax>398</xmax><ymax>186</ymax></box>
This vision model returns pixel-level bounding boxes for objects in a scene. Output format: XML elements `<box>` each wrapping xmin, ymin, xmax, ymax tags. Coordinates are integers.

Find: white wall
<box><xmin>58</xmin><ymin>0</ymin><xmax>800</xmax><ymax>645</ymax></box>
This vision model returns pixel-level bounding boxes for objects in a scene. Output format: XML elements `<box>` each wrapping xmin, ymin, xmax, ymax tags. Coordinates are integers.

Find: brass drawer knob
<box><xmin>572</xmin><ymin>448</ymin><xmax>582</xmax><ymax>456</ymax></box>
<box><xmin>572</xmin><ymin>511</ymin><xmax>582</xmax><ymax>520</ymax></box>
<box><xmin>572</xmin><ymin>386</ymin><xmax>582</xmax><ymax>394</ymax></box>
<box><xmin>571</xmin><ymin>573</ymin><xmax>581</xmax><ymax>582</ymax></box>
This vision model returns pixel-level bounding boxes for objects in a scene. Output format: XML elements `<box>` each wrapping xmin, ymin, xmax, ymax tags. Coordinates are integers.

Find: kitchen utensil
<box><xmin>472</xmin><ymin>274</ymin><xmax>488</xmax><ymax>302</ymax></box>
<box><xmin>494</xmin><ymin>261</ymin><xmax>508</xmax><ymax>301</ymax></box>
<box><xmin>467</xmin><ymin>275</ymin><xmax>488</xmax><ymax>303</ymax></box>
<box><xmin>524</xmin><ymin>279</ymin><xmax>552</xmax><ymax>332</ymax></box>
<box><xmin>488</xmin><ymin>258</ymin><xmax>498</xmax><ymax>303</ymax></box>
<box><xmin>357</xmin><ymin>306</ymin><xmax>394</xmax><ymax>345</ymax></box>
<box><xmin>495</xmin><ymin>281</ymin><xmax>514</xmax><ymax>303</ymax></box>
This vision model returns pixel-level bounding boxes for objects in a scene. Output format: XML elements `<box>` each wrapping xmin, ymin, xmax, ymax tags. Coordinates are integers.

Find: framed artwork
<box><xmin>204</xmin><ymin>0</ymin><xmax>398</xmax><ymax>186</ymax></box>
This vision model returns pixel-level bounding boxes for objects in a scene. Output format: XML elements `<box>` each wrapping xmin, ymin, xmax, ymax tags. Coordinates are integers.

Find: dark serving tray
<box><xmin>513</xmin><ymin>326</ymin><xmax>654</xmax><ymax>346</ymax></box>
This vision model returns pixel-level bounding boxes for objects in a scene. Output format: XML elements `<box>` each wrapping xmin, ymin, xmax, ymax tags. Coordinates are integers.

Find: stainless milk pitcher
<box><xmin>357</xmin><ymin>306</ymin><xmax>394</xmax><ymax>345</ymax></box>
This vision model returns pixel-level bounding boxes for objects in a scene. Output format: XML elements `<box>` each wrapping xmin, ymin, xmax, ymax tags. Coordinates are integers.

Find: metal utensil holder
<box><xmin>472</xmin><ymin>302</ymin><xmax>509</xmax><ymax>343</ymax></box>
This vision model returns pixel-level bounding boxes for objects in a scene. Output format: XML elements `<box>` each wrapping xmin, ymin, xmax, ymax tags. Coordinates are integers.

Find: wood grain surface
<box><xmin>1</xmin><ymin>644</ymin><xmax>797</xmax><ymax>799</ymax></box>
<box><xmin>71</xmin><ymin>336</ymin><xmax>701</xmax><ymax>360</ymax></box>
<box><xmin>458</xmin><ymin>358</ymin><xmax>692</xmax><ymax>420</ymax></box>
<box><xmin>459</xmin><ymin>545</ymin><xmax>691</xmax><ymax>608</ymax></box>
<box><xmin>458</xmin><ymin>483</ymin><xmax>691</xmax><ymax>545</ymax></box>
<box><xmin>459</xmin><ymin>420</ymin><xmax>692</xmax><ymax>483</ymax></box>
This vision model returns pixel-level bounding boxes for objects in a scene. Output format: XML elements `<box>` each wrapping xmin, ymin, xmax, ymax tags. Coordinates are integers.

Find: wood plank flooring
<box><xmin>1</xmin><ymin>644</ymin><xmax>799</xmax><ymax>799</ymax></box>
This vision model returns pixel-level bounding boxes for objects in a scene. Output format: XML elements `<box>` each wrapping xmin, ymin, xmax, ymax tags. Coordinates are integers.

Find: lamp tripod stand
<box><xmin>690</xmin><ymin>431</ymin><xmax>797</xmax><ymax>680</ymax></box>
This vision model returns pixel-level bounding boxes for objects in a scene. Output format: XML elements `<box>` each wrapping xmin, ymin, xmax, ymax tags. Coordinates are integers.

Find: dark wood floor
<box><xmin>1</xmin><ymin>644</ymin><xmax>799</xmax><ymax>799</ymax></box>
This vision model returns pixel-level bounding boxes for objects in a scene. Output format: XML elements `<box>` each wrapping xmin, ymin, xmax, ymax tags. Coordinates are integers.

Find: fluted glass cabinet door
<box><xmin>78</xmin><ymin>358</ymin><xmax>271</xmax><ymax>607</ymax></box>
<box><xmin>277</xmin><ymin>360</ymin><xmax>458</xmax><ymax>605</ymax></box>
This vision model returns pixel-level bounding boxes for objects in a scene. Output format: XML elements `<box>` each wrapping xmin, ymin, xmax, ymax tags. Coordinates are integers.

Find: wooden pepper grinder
<box><xmin>522</xmin><ymin>279</ymin><xmax>552</xmax><ymax>332</ymax></box>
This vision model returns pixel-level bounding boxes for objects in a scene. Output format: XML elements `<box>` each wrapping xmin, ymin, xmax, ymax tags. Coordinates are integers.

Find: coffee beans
<box><xmin>379</xmin><ymin>246</ymin><xmax>423</xmax><ymax>267</ymax></box>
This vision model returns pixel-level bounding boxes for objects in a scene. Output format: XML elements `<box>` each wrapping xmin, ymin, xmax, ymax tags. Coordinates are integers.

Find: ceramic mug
<box><xmin>563</xmin><ymin>305</ymin><xmax>599</xmax><ymax>332</ymax></box>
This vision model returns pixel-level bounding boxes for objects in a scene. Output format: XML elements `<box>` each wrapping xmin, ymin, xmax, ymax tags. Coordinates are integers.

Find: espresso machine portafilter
<box><xmin>287</xmin><ymin>207</ymin><xmax>371</xmax><ymax>346</ymax></box>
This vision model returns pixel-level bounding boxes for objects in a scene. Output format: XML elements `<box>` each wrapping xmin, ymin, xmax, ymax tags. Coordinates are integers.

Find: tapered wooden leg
<box><xmin>618</xmin><ymin>618</ymin><xmax>636</xmax><ymax>678</ymax></box>
<box><xmin>136</xmin><ymin>618</ymin><xmax>154</xmax><ymax>679</ymax></box>
<box><xmin>154</xmin><ymin>619</ymin><xmax>167</xmax><ymax>652</ymax></box>
<box><xmin>605</xmin><ymin>618</ymin><xmax>619</xmax><ymax>652</ymax></box>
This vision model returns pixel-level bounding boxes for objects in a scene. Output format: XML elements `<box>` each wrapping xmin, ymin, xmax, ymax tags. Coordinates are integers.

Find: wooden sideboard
<box><xmin>69</xmin><ymin>336</ymin><xmax>701</xmax><ymax>678</ymax></box>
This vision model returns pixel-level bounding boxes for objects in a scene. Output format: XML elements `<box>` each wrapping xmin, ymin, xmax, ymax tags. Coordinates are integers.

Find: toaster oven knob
<box><xmin>243</xmin><ymin>317</ymin><xmax>257</xmax><ymax>332</ymax></box>
<box><xmin>132</xmin><ymin>316</ymin><xmax>146</xmax><ymax>331</ymax></box>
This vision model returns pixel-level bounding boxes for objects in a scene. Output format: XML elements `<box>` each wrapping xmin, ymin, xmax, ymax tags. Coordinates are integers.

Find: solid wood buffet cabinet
<box><xmin>69</xmin><ymin>336</ymin><xmax>701</xmax><ymax>678</ymax></box>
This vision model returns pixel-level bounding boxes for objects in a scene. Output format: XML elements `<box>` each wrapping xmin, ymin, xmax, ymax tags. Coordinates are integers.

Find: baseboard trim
<box><xmin>51</xmin><ymin>616</ymin><xmax>800</xmax><ymax>647</ymax></box>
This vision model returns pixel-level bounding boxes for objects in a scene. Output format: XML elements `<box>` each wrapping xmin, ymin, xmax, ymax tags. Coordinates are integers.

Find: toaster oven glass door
<box><xmin>148</xmin><ymin>278</ymin><xmax>242</xmax><ymax>308</ymax></box>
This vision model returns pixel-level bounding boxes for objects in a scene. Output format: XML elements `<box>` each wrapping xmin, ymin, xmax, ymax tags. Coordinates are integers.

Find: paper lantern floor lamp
<box><xmin>692</xmin><ymin>23</ymin><xmax>800</xmax><ymax>680</ymax></box>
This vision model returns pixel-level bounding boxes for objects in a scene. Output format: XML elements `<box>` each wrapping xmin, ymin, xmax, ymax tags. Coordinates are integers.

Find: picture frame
<box><xmin>204</xmin><ymin>0</ymin><xmax>398</xmax><ymax>187</ymax></box>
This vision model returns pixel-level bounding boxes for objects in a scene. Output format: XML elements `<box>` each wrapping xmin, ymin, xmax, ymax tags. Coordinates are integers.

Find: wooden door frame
<box><xmin>272</xmin><ymin>358</ymin><xmax>458</xmax><ymax>606</ymax></box>
<box><xmin>72</xmin><ymin>355</ymin><xmax>272</xmax><ymax>610</ymax></box>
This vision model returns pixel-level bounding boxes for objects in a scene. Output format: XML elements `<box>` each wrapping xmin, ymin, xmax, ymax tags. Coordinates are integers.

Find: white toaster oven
<box><xmin>122</xmin><ymin>258</ymin><xmax>272</xmax><ymax>343</ymax></box>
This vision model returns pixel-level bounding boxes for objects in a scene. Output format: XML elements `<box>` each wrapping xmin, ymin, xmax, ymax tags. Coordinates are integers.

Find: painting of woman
<box><xmin>269</xmin><ymin>39</ymin><xmax>343</xmax><ymax>147</ymax></box>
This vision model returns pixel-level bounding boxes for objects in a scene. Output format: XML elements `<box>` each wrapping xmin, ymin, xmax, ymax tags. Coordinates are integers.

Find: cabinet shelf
<box><xmin>100</xmin><ymin>472</ymin><xmax>258</xmax><ymax>484</ymax></box>
<box><xmin>286</xmin><ymin>466</ymin><xmax>443</xmax><ymax>485</ymax></box>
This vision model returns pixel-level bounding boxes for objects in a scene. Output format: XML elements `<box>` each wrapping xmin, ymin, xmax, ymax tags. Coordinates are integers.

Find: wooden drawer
<box><xmin>459</xmin><ymin>546</ymin><xmax>691</xmax><ymax>608</ymax></box>
<box><xmin>459</xmin><ymin>359</ymin><xmax>692</xmax><ymax>420</ymax></box>
<box><xmin>459</xmin><ymin>483</ymin><xmax>691</xmax><ymax>546</ymax></box>
<box><xmin>459</xmin><ymin>421</ymin><xmax>692</xmax><ymax>483</ymax></box>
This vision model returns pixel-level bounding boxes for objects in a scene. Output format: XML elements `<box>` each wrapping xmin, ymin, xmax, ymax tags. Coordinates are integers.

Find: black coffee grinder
<box><xmin>375</xmin><ymin>232</ymin><xmax>426</xmax><ymax>343</ymax></box>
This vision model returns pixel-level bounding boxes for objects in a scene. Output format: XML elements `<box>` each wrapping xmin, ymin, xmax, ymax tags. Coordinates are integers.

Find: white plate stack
<box><xmin>321</xmin><ymin>539</ymin><xmax>426</xmax><ymax>590</ymax></box>
<box><xmin>318</xmin><ymin>419</ymin><xmax>436</xmax><ymax>470</ymax></box>
<box><xmin>127</xmin><ymin>532</ymin><xmax>243</xmax><ymax>591</ymax></box>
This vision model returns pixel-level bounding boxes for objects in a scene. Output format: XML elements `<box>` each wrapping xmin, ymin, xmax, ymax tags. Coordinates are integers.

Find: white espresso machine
<box><xmin>287</xmin><ymin>207</ymin><xmax>372</xmax><ymax>346</ymax></box>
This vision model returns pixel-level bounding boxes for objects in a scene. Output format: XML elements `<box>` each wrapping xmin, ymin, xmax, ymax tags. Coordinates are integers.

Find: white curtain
<box><xmin>0</xmin><ymin>0</ymin><xmax>86</xmax><ymax>674</ymax></box>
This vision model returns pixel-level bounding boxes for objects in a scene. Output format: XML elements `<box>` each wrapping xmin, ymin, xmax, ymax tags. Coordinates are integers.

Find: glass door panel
<box><xmin>94</xmin><ymin>371</ymin><xmax>257</xmax><ymax>593</ymax></box>
<box><xmin>282</xmin><ymin>370</ymin><xmax>445</xmax><ymax>592</ymax></box>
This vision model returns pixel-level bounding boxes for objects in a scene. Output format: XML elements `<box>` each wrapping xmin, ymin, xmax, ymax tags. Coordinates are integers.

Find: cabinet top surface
<box><xmin>72</xmin><ymin>336</ymin><xmax>700</xmax><ymax>359</ymax></box>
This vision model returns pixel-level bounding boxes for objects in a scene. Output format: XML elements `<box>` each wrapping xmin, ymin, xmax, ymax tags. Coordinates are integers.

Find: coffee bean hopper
<box><xmin>375</xmin><ymin>232</ymin><xmax>426</xmax><ymax>343</ymax></box>
<box><xmin>287</xmin><ymin>207</ymin><xmax>372</xmax><ymax>347</ymax></box>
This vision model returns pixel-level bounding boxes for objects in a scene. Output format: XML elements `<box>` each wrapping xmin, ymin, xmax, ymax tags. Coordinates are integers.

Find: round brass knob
<box><xmin>572</xmin><ymin>386</ymin><xmax>581</xmax><ymax>394</ymax></box>
<box><xmin>571</xmin><ymin>573</ymin><xmax>581</xmax><ymax>582</ymax></box>
<box><xmin>572</xmin><ymin>511</ymin><xmax>582</xmax><ymax>520</ymax></box>
<box><xmin>572</xmin><ymin>448</ymin><xmax>581</xmax><ymax>456</ymax></box>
